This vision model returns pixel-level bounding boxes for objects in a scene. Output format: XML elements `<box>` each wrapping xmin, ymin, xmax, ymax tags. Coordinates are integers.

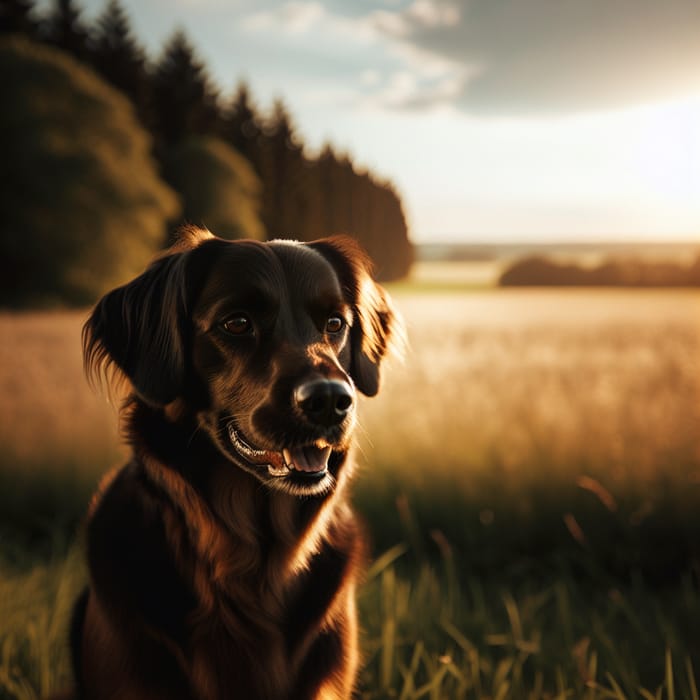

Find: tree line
<box><xmin>0</xmin><ymin>0</ymin><xmax>413</xmax><ymax>306</ymax></box>
<box><xmin>499</xmin><ymin>255</ymin><xmax>700</xmax><ymax>287</ymax></box>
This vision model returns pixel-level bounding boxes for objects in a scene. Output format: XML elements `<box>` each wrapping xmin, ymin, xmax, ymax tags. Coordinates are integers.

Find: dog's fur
<box><xmin>73</xmin><ymin>228</ymin><xmax>398</xmax><ymax>700</ymax></box>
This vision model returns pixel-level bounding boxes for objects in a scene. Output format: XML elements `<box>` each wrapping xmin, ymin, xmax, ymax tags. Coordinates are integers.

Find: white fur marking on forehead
<box><xmin>269</xmin><ymin>238</ymin><xmax>301</xmax><ymax>246</ymax></box>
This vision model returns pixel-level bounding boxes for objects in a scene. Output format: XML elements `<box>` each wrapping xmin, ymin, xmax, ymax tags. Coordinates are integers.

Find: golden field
<box><xmin>362</xmin><ymin>288</ymin><xmax>700</xmax><ymax>484</ymax></box>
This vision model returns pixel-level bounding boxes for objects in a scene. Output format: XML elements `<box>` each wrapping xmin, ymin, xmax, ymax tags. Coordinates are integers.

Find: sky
<box><xmin>67</xmin><ymin>0</ymin><xmax>700</xmax><ymax>243</ymax></box>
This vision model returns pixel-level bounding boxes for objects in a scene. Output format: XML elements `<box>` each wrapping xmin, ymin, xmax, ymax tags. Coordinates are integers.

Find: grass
<box><xmin>357</xmin><ymin>547</ymin><xmax>700</xmax><ymax>699</ymax></box>
<box><xmin>1</xmin><ymin>286</ymin><xmax>699</xmax><ymax>698</ymax></box>
<box><xmin>0</xmin><ymin>549</ymin><xmax>85</xmax><ymax>700</ymax></box>
<box><xmin>1</xmin><ymin>539</ymin><xmax>698</xmax><ymax>699</ymax></box>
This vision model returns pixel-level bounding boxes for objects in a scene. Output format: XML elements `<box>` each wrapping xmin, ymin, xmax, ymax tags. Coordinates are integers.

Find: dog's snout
<box><xmin>294</xmin><ymin>379</ymin><xmax>354</xmax><ymax>427</ymax></box>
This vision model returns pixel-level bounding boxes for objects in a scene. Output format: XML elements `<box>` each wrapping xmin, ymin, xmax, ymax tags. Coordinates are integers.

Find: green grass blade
<box><xmin>605</xmin><ymin>672</ymin><xmax>628</xmax><ymax>700</ymax></box>
<box><xmin>665</xmin><ymin>649</ymin><xmax>675</xmax><ymax>700</ymax></box>
<box><xmin>366</xmin><ymin>543</ymin><xmax>409</xmax><ymax>581</ymax></box>
<box><xmin>685</xmin><ymin>656</ymin><xmax>699</xmax><ymax>700</ymax></box>
<box><xmin>398</xmin><ymin>641</ymin><xmax>424</xmax><ymax>700</ymax></box>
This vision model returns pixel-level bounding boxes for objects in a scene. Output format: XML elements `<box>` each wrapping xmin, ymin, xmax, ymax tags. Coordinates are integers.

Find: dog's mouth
<box><xmin>227</xmin><ymin>422</ymin><xmax>333</xmax><ymax>480</ymax></box>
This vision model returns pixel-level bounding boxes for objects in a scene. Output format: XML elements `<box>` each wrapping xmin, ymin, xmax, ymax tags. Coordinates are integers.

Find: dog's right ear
<box><xmin>308</xmin><ymin>236</ymin><xmax>403</xmax><ymax>397</ymax></box>
<box><xmin>83</xmin><ymin>252</ymin><xmax>191</xmax><ymax>406</ymax></box>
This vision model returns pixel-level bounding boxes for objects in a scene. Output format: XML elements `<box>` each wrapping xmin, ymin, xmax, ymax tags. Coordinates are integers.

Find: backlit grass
<box><xmin>1</xmin><ymin>542</ymin><xmax>698</xmax><ymax>699</ymax></box>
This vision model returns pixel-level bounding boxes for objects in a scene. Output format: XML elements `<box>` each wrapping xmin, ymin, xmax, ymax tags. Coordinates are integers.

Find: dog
<box><xmin>72</xmin><ymin>227</ymin><xmax>399</xmax><ymax>700</ymax></box>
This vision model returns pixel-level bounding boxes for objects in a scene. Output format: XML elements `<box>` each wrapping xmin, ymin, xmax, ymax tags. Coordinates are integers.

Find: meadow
<box><xmin>1</xmin><ymin>281</ymin><xmax>699</xmax><ymax>699</ymax></box>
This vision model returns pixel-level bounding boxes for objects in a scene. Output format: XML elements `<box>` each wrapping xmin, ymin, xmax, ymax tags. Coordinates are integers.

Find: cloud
<box><xmin>370</xmin><ymin>0</ymin><xmax>459</xmax><ymax>37</ymax></box>
<box><xmin>239</xmin><ymin>0</ymin><xmax>464</xmax><ymax>111</ymax></box>
<box><xmin>240</xmin><ymin>0</ymin><xmax>700</xmax><ymax>114</ymax></box>
<box><xmin>375</xmin><ymin>0</ymin><xmax>700</xmax><ymax>114</ymax></box>
<box><xmin>156</xmin><ymin>0</ymin><xmax>241</xmax><ymax>10</ymax></box>
<box><xmin>242</xmin><ymin>1</ymin><xmax>327</xmax><ymax>33</ymax></box>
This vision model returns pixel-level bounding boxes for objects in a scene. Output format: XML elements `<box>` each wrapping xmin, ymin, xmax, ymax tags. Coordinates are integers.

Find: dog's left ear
<box><xmin>82</xmin><ymin>252</ymin><xmax>191</xmax><ymax>406</ymax></box>
<box><xmin>309</xmin><ymin>236</ymin><xmax>402</xmax><ymax>397</ymax></box>
<box><xmin>83</xmin><ymin>228</ymin><xmax>217</xmax><ymax>405</ymax></box>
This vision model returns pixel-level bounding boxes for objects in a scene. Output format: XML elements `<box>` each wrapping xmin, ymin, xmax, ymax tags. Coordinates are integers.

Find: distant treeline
<box><xmin>0</xmin><ymin>0</ymin><xmax>413</xmax><ymax>306</ymax></box>
<box><xmin>500</xmin><ymin>255</ymin><xmax>700</xmax><ymax>287</ymax></box>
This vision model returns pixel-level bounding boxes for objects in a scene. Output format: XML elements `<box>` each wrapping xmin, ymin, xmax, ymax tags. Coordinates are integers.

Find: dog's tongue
<box><xmin>283</xmin><ymin>445</ymin><xmax>332</xmax><ymax>473</ymax></box>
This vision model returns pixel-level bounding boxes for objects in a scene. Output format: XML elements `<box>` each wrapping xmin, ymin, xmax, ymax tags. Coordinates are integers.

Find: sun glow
<box><xmin>636</xmin><ymin>95</ymin><xmax>700</xmax><ymax>207</ymax></box>
<box><xmin>378</xmin><ymin>95</ymin><xmax>700</xmax><ymax>241</ymax></box>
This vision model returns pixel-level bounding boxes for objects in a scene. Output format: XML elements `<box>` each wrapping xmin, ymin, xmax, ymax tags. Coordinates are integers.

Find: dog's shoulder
<box><xmin>86</xmin><ymin>461</ymin><xmax>197</xmax><ymax>643</ymax></box>
<box><xmin>88</xmin><ymin>461</ymin><xmax>167</xmax><ymax>556</ymax></box>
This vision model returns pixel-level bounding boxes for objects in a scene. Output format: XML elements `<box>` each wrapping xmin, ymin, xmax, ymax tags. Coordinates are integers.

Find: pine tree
<box><xmin>369</xmin><ymin>180</ymin><xmax>413</xmax><ymax>280</ymax></box>
<box><xmin>258</xmin><ymin>98</ymin><xmax>308</xmax><ymax>239</ymax></box>
<box><xmin>0</xmin><ymin>0</ymin><xmax>39</xmax><ymax>36</ymax></box>
<box><xmin>302</xmin><ymin>144</ymin><xmax>413</xmax><ymax>278</ymax></box>
<box><xmin>151</xmin><ymin>29</ymin><xmax>220</xmax><ymax>150</ymax></box>
<box><xmin>90</xmin><ymin>0</ymin><xmax>150</xmax><ymax>128</ymax></box>
<box><xmin>222</xmin><ymin>81</ymin><xmax>263</xmax><ymax>171</ymax></box>
<box><xmin>43</xmin><ymin>0</ymin><xmax>89</xmax><ymax>61</ymax></box>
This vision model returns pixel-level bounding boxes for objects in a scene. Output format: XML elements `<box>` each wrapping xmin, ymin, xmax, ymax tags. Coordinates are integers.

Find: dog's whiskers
<box><xmin>186</xmin><ymin>422</ymin><xmax>204</xmax><ymax>448</ymax></box>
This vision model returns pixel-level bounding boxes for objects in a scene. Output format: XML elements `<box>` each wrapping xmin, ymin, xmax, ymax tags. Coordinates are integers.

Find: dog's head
<box><xmin>84</xmin><ymin>228</ymin><xmax>399</xmax><ymax>496</ymax></box>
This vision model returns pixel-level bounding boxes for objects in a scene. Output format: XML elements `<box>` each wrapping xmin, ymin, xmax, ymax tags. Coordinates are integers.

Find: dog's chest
<box><xmin>190</xmin><ymin>561</ymin><xmax>340</xmax><ymax>699</ymax></box>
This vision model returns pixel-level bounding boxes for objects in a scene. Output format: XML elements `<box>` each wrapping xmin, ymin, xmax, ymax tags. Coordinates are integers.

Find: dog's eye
<box><xmin>222</xmin><ymin>314</ymin><xmax>253</xmax><ymax>335</ymax></box>
<box><xmin>325</xmin><ymin>314</ymin><xmax>346</xmax><ymax>334</ymax></box>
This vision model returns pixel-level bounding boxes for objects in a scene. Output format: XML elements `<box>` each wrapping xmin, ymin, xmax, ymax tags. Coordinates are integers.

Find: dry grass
<box><xmin>358</xmin><ymin>288</ymin><xmax>700</xmax><ymax>487</ymax></box>
<box><xmin>0</xmin><ymin>310</ymin><xmax>123</xmax><ymax>471</ymax></box>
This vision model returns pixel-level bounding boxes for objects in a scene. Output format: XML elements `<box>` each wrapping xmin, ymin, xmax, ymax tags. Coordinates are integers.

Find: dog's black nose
<box><xmin>294</xmin><ymin>379</ymin><xmax>354</xmax><ymax>427</ymax></box>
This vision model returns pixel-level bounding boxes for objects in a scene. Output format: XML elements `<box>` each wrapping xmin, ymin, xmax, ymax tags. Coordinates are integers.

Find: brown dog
<box><xmin>73</xmin><ymin>227</ymin><xmax>399</xmax><ymax>700</ymax></box>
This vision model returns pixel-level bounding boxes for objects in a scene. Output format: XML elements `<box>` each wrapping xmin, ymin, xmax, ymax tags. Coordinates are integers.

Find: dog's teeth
<box><xmin>268</xmin><ymin>463</ymin><xmax>290</xmax><ymax>477</ymax></box>
<box><xmin>282</xmin><ymin>448</ymin><xmax>295</xmax><ymax>470</ymax></box>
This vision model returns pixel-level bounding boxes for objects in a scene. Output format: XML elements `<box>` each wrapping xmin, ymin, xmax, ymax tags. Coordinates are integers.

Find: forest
<box><xmin>0</xmin><ymin>0</ymin><xmax>414</xmax><ymax>307</ymax></box>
